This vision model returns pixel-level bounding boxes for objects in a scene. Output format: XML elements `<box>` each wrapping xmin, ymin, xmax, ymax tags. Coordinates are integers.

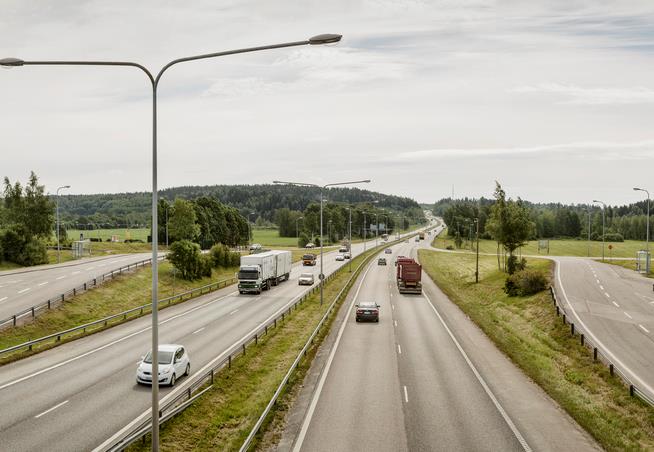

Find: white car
<box><xmin>305</xmin><ymin>243</ymin><xmax>316</xmax><ymax>249</ymax></box>
<box><xmin>136</xmin><ymin>344</ymin><xmax>190</xmax><ymax>387</ymax></box>
<box><xmin>249</xmin><ymin>243</ymin><xmax>262</xmax><ymax>251</ymax></box>
<box><xmin>343</xmin><ymin>252</ymin><xmax>351</xmax><ymax>259</ymax></box>
<box><xmin>298</xmin><ymin>272</ymin><xmax>315</xmax><ymax>285</ymax></box>
<box><xmin>336</xmin><ymin>254</ymin><xmax>345</xmax><ymax>261</ymax></box>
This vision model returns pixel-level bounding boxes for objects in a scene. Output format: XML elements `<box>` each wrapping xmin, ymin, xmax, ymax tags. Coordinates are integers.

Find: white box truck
<box><xmin>238</xmin><ymin>250</ymin><xmax>292</xmax><ymax>294</ymax></box>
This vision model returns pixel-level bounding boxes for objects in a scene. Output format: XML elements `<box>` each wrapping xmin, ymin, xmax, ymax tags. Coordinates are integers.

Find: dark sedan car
<box><xmin>355</xmin><ymin>301</ymin><xmax>380</xmax><ymax>322</ymax></box>
<box><xmin>378</xmin><ymin>257</ymin><xmax>387</xmax><ymax>265</ymax></box>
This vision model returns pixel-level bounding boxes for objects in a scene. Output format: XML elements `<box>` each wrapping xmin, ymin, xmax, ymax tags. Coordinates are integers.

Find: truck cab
<box><xmin>238</xmin><ymin>265</ymin><xmax>263</xmax><ymax>294</ymax></box>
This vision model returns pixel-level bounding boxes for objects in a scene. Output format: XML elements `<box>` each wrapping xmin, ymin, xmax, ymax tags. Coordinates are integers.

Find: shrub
<box><xmin>445</xmin><ymin>245</ymin><xmax>454</xmax><ymax>250</ymax></box>
<box><xmin>505</xmin><ymin>268</ymin><xmax>548</xmax><ymax>297</ymax></box>
<box><xmin>604</xmin><ymin>232</ymin><xmax>624</xmax><ymax>242</ymax></box>
<box><xmin>210</xmin><ymin>244</ymin><xmax>226</xmax><ymax>267</ymax></box>
<box><xmin>168</xmin><ymin>239</ymin><xmax>203</xmax><ymax>280</ymax></box>
<box><xmin>1</xmin><ymin>228</ymin><xmax>26</xmax><ymax>263</ymax></box>
<box><xmin>18</xmin><ymin>238</ymin><xmax>48</xmax><ymax>266</ymax></box>
<box><xmin>200</xmin><ymin>254</ymin><xmax>213</xmax><ymax>278</ymax></box>
<box><xmin>507</xmin><ymin>255</ymin><xmax>527</xmax><ymax>275</ymax></box>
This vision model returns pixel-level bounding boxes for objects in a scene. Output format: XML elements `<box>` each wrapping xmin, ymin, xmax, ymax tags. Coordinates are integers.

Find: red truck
<box><xmin>395</xmin><ymin>256</ymin><xmax>422</xmax><ymax>294</ymax></box>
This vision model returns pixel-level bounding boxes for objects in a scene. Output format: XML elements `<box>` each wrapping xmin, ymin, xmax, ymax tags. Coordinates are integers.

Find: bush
<box><xmin>604</xmin><ymin>232</ymin><xmax>624</xmax><ymax>242</ymax></box>
<box><xmin>210</xmin><ymin>244</ymin><xmax>226</xmax><ymax>267</ymax></box>
<box><xmin>1</xmin><ymin>228</ymin><xmax>26</xmax><ymax>263</ymax></box>
<box><xmin>445</xmin><ymin>245</ymin><xmax>454</xmax><ymax>250</ymax></box>
<box><xmin>200</xmin><ymin>255</ymin><xmax>213</xmax><ymax>278</ymax></box>
<box><xmin>504</xmin><ymin>268</ymin><xmax>548</xmax><ymax>297</ymax></box>
<box><xmin>18</xmin><ymin>238</ymin><xmax>48</xmax><ymax>266</ymax></box>
<box><xmin>168</xmin><ymin>240</ymin><xmax>203</xmax><ymax>280</ymax></box>
<box><xmin>507</xmin><ymin>255</ymin><xmax>527</xmax><ymax>275</ymax></box>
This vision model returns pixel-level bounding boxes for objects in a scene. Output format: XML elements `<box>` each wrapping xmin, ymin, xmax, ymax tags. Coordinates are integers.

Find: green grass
<box><xmin>67</xmin><ymin>228</ymin><xmax>150</xmax><ymax>242</ymax></box>
<box><xmin>0</xmin><ymin>262</ymin><xmax>237</xmax><ymax>362</ymax></box>
<box><xmin>418</xmin><ymin>249</ymin><xmax>654</xmax><ymax>451</ymax></box>
<box><xmin>127</xmin><ymin>240</ymin><xmax>385</xmax><ymax>451</ymax></box>
<box><xmin>605</xmin><ymin>260</ymin><xmax>654</xmax><ymax>279</ymax></box>
<box><xmin>251</xmin><ymin>229</ymin><xmax>299</xmax><ymax>247</ymax></box>
<box><xmin>432</xmin><ymin>229</ymin><xmax>648</xmax><ymax>258</ymax></box>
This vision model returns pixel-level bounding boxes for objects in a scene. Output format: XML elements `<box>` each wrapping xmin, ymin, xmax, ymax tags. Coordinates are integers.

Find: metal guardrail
<box><xmin>105</xmin><ymin>232</ymin><xmax>418</xmax><ymax>452</ymax></box>
<box><xmin>0</xmin><ymin>256</ymin><xmax>166</xmax><ymax>331</ymax></box>
<box><xmin>548</xmin><ymin>285</ymin><xmax>654</xmax><ymax>407</ymax></box>
<box><xmin>0</xmin><ymin>275</ymin><xmax>237</xmax><ymax>360</ymax></box>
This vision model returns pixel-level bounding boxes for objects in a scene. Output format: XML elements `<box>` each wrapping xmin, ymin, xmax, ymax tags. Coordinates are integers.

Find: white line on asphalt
<box><xmin>0</xmin><ymin>297</ymin><xmax>7</xmax><ymax>303</ymax></box>
<box><xmin>38</xmin><ymin>281</ymin><xmax>49</xmax><ymax>286</ymax></box>
<box><xmin>612</xmin><ymin>301</ymin><xmax>620</xmax><ymax>308</ymax></box>
<box><xmin>599</xmin><ymin>285</ymin><xmax>604</xmax><ymax>290</ymax></box>
<box><xmin>292</xmin><ymin>261</ymin><xmax>375</xmax><ymax>452</ymax></box>
<box><xmin>639</xmin><ymin>324</ymin><xmax>650</xmax><ymax>333</ymax></box>
<box><xmin>229</xmin><ymin>309</ymin><xmax>239</xmax><ymax>315</ymax></box>
<box><xmin>390</xmin><ymin>293</ymin><xmax>393</xmax><ymax>298</ymax></box>
<box><xmin>17</xmin><ymin>288</ymin><xmax>30</xmax><ymax>294</ymax></box>
<box><xmin>422</xmin><ymin>291</ymin><xmax>532</xmax><ymax>452</ymax></box>
<box><xmin>624</xmin><ymin>312</ymin><xmax>633</xmax><ymax>319</ymax></box>
<box><xmin>392</xmin><ymin>304</ymin><xmax>395</xmax><ymax>311</ymax></box>
<box><xmin>394</xmin><ymin>320</ymin><xmax>397</xmax><ymax>327</ymax></box>
<box><xmin>596</xmin><ymin>279</ymin><xmax>600</xmax><ymax>284</ymax></box>
<box><xmin>72</xmin><ymin>271</ymin><xmax>80</xmax><ymax>275</ymax></box>
<box><xmin>403</xmin><ymin>385</ymin><xmax>408</xmax><ymax>403</ymax></box>
<box><xmin>604</xmin><ymin>292</ymin><xmax>610</xmax><ymax>298</ymax></box>
<box><xmin>55</xmin><ymin>276</ymin><xmax>66</xmax><ymax>280</ymax></box>
<box><xmin>192</xmin><ymin>327</ymin><xmax>205</xmax><ymax>335</ymax></box>
<box><xmin>397</xmin><ymin>344</ymin><xmax>402</xmax><ymax>354</ymax></box>
<box><xmin>35</xmin><ymin>400</ymin><xmax>68</xmax><ymax>419</ymax></box>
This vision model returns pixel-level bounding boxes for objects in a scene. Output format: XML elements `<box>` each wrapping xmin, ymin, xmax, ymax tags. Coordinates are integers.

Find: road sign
<box><xmin>608</xmin><ymin>244</ymin><xmax>613</xmax><ymax>250</ymax></box>
<box><xmin>319</xmin><ymin>273</ymin><xmax>325</xmax><ymax>281</ymax></box>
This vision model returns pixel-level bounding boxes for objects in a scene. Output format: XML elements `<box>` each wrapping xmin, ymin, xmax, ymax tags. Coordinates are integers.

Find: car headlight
<box><xmin>160</xmin><ymin>366</ymin><xmax>172</xmax><ymax>375</ymax></box>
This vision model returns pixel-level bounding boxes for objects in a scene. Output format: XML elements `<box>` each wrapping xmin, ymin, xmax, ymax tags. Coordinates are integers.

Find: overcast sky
<box><xmin>1</xmin><ymin>0</ymin><xmax>653</xmax><ymax>206</ymax></box>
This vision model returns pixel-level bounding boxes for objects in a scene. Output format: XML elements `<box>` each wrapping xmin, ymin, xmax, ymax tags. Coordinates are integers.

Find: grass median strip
<box><xmin>418</xmin><ymin>249</ymin><xmax>654</xmax><ymax>451</ymax></box>
<box><xmin>126</xmin><ymin>245</ymin><xmax>380</xmax><ymax>452</ymax></box>
<box><xmin>0</xmin><ymin>262</ymin><xmax>237</xmax><ymax>364</ymax></box>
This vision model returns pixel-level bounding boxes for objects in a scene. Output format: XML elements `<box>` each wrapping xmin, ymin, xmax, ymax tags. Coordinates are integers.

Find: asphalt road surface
<box><xmin>0</xmin><ymin>233</ymin><xmax>414</xmax><ymax>452</ymax></box>
<box><xmin>289</xmin><ymin>237</ymin><xmax>598</xmax><ymax>452</ymax></box>
<box><xmin>0</xmin><ymin>253</ymin><xmax>155</xmax><ymax>322</ymax></box>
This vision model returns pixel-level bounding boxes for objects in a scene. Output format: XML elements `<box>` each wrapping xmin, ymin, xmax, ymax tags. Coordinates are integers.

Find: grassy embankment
<box><xmin>432</xmin><ymin>228</ymin><xmax>646</xmax><ymax>259</ymax></box>
<box><xmin>0</xmin><ymin>262</ymin><xmax>237</xmax><ymax>363</ymax></box>
<box><xmin>418</xmin><ymin>249</ymin><xmax>654</xmax><ymax>451</ymax></box>
<box><xmin>127</xmin><ymin>241</ymin><xmax>382</xmax><ymax>451</ymax></box>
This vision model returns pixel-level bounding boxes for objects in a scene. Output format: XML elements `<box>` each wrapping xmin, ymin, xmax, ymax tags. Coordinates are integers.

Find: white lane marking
<box><xmin>397</xmin><ymin>344</ymin><xmax>402</xmax><ymax>354</ymax></box>
<box><xmin>38</xmin><ymin>281</ymin><xmax>49</xmax><ymax>286</ymax></box>
<box><xmin>0</xmin><ymin>297</ymin><xmax>8</xmax><ymax>303</ymax></box>
<box><xmin>0</xmin><ymin>290</ymin><xmax>238</xmax><ymax>391</ymax></box>
<box><xmin>192</xmin><ymin>327</ymin><xmax>205</xmax><ymax>335</ymax></box>
<box><xmin>229</xmin><ymin>309</ymin><xmax>239</xmax><ymax>315</ymax></box>
<box><xmin>556</xmin><ymin>260</ymin><xmax>654</xmax><ymax>397</ymax></box>
<box><xmin>639</xmin><ymin>324</ymin><xmax>650</xmax><ymax>333</ymax></box>
<box><xmin>394</xmin><ymin>320</ymin><xmax>397</xmax><ymax>327</ymax></box>
<box><xmin>292</xmin><ymin>261</ymin><xmax>375</xmax><ymax>452</ymax></box>
<box><xmin>599</xmin><ymin>285</ymin><xmax>604</xmax><ymax>291</ymax></box>
<box><xmin>422</xmin><ymin>291</ymin><xmax>532</xmax><ymax>452</ymax></box>
<box><xmin>624</xmin><ymin>312</ymin><xmax>633</xmax><ymax>319</ymax></box>
<box><xmin>403</xmin><ymin>385</ymin><xmax>409</xmax><ymax>403</ymax></box>
<box><xmin>72</xmin><ymin>271</ymin><xmax>81</xmax><ymax>275</ymax></box>
<box><xmin>35</xmin><ymin>400</ymin><xmax>69</xmax><ymax>419</ymax></box>
<box><xmin>612</xmin><ymin>301</ymin><xmax>620</xmax><ymax>308</ymax></box>
<box><xmin>596</xmin><ymin>279</ymin><xmax>600</xmax><ymax>284</ymax></box>
<box><xmin>604</xmin><ymin>292</ymin><xmax>610</xmax><ymax>298</ymax></box>
<box><xmin>392</xmin><ymin>304</ymin><xmax>395</xmax><ymax>311</ymax></box>
<box><xmin>390</xmin><ymin>293</ymin><xmax>393</xmax><ymax>298</ymax></box>
<box><xmin>17</xmin><ymin>288</ymin><xmax>31</xmax><ymax>294</ymax></box>
<box><xmin>55</xmin><ymin>276</ymin><xmax>66</xmax><ymax>280</ymax></box>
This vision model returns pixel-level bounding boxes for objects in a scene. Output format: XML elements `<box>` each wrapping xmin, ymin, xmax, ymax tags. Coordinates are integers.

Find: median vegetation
<box><xmin>418</xmin><ymin>249</ymin><xmax>654</xmax><ymax>451</ymax></box>
<box><xmin>127</xmin><ymin>241</ymin><xmax>385</xmax><ymax>451</ymax></box>
<box><xmin>0</xmin><ymin>261</ymin><xmax>237</xmax><ymax>364</ymax></box>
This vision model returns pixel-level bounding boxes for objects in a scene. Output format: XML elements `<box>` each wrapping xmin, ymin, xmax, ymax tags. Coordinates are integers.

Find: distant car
<box><xmin>356</xmin><ymin>301</ymin><xmax>380</xmax><ymax>322</ymax></box>
<box><xmin>415</xmin><ymin>237</ymin><xmax>420</xmax><ymax>242</ymax></box>
<box><xmin>384</xmin><ymin>248</ymin><xmax>392</xmax><ymax>254</ymax></box>
<box><xmin>249</xmin><ymin>243</ymin><xmax>262</xmax><ymax>251</ymax></box>
<box><xmin>339</xmin><ymin>246</ymin><xmax>348</xmax><ymax>253</ymax></box>
<box><xmin>136</xmin><ymin>344</ymin><xmax>190</xmax><ymax>387</ymax></box>
<box><xmin>305</xmin><ymin>243</ymin><xmax>315</xmax><ymax>249</ymax></box>
<box><xmin>298</xmin><ymin>272</ymin><xmax>315</xmax><ymax>285</ymax></box>
<box><xmin>378</xmin><ymin>257</ymin><xmax>387</xmax><ymax>265</ymax></box>
<box><xmin>336</xmin><ymin>254</ymin><xmax>345</xmax><ymax>261</ymax></box>
<box><xmin>343</xmin><ymin>252</ymin><xmax>351</xmax><ymax>259</ymax></box>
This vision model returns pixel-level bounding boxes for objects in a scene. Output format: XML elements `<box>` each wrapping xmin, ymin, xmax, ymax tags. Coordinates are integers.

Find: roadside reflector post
<box><xmin>580</xmin><ymin>334</ymin><xmax>584</xmax><ymax>346</ymax></box>
<box><xmin>571</xmin><ymin>323</ymin><xmax>575</xmax><ymax>336</ymax></box>
<box><xmin>593</xmin><ymin>347</ymin><xmax>598</xmax><ymax>361</ymax></box>
<box><xmin>610</xmin><ymin>364</ymin><xmax>614</xmax><ymax>376</ymax></box>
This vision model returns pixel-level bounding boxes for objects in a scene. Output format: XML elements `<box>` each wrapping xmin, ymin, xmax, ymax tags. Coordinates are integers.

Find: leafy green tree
<box><xmin>168</xmin><ymin>239</ymin><xmax>203</xmax><ymax>280</ymax></box>
<box><xmin>168</xmin><ymin>198</ymin><xmax>200</xmax><ymax>242</ymax></box>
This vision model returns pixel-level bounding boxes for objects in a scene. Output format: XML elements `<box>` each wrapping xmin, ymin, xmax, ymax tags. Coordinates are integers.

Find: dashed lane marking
<box><xmin>35</xmin><ymin>400</ymin><xmax>69</xmax><ymax>419</ymax></box>
<box><xmin>624</xmin><ymin>312</ymin><xmax>633</xmax><ymax>319</ymax></box>
<box><xmin>17</xmin><ymin>288</ymin><xmax>30</xmax><ymax>294</ymax></box>
<box><xmin>639</xmin><ymin>324</ymin><xmax>650</xmax><ymax>333</ymax></box>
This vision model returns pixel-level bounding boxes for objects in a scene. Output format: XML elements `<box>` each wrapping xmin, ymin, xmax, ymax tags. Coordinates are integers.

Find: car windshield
<box><xmin>300</xmin><ymin>273</ymin><xmax>313</xmax><ymax>278</ymax></box>
<box><xmin>238</xmin><ymin>269</ymin><xmax>259</xmax><ymax>280</ymax></box>
<box><xmin>143</xmin><ymin>350</ymin><xmax>174</xmax><ymax>364</ymax></box>
<box><xmin>360</xmin><ymin>302</ymin><xmax>377</xmax><ymax>308</ymax></box>
<box><xmin>302</xmin><ymin>255</ymin><xmax>314</xmax><ymax>259</ymax></box>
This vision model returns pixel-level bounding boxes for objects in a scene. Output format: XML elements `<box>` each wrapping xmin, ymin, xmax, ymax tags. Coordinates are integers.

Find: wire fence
<box><xmin>0</xmin><ymin>276</ymin><xmax>236</xmax><ymax>361</ymax></box>
<box><xmin>104</xmin><ymin>233</ymin><xmax>416</xmax><ymax>452</ymax></box>
<box><xmin>548</xmin><ymin>285</ymin><xmax>654</xmax><ymax>406</ymax></box>
<box><xmin>0</xmin><ymin>257</ymin><xmax>165</xmax><ymax>331</ymax></box>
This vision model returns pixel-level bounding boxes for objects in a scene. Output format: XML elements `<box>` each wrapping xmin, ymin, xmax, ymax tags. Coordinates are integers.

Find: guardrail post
<box><xmin>13</xmin><ymin>315</ymin><xmax>16</xmax><ymax>326</ymax></box>
<box><xmin>609</xmin><ymin>364</ymin><xmax>614</xmax><ymax>376</ymax></box>
<box><xmin>255</xmin><ymin>334</ymin><xmax>258</xmax><ymax>345</ymax></box>
<box><xmin>562</xmin><ymin>313</ymin><xmax>566</xmax><ymax>324</ymax></box>
<box><xmin>229</xmin><ymin>355</ymin><xmax>232</xmax><ymax>368</ymax></box>
<box><xmin>31</xmin><ymin>307</ymin><xmax>35</xmax><ymax>318</ymax></box>
<box><xmin>265</xmin><ymin>325</ymin><xmax>268</xmax><ymax>335</ymax></box>
<box><xmin>84</xmin><ymin>283</ymin><xmax>87</xmax><ymax>291</ymax></box>
<box><xmin>73</xmin><ymin>288</ymin><xmax>76</xmax><ymax>296</ymax></box>
<box><xmin>556</xmin><ymin>306</ymin><xmax>559</xmax><ymax>316</ymax></box>
<box><xmin>48</xmin><ymin>300</ymin><xmax>51</xmax><ymax>309</ymax></box>
<box><xmin>571</xmin><ymin>323</ymin><xmax>574</xmax><ymax>336</ymax></box>
<box><xmin>274</xmin><ymin>319</ymin><xmax>277</xmax><ymax>328</ymax></box>
<box><xmin>630</xmin><ymin>385</ymin><xmax>635</xmax><ymax>397</ymax></box>
<box><xmin>243</xmin><ymin>343</ymin><xmax>246</xmax><ymax>355</ymax></box>
<box><xmin>580</xmin><ymin>334</ymin><xmax>584</xmax><ymax>346</ymax></box>
<box><xmin>187</xmin><ymin>387</ymin><xmax>192</xmax><ymax>400</ymax></box>
<box><xmin>211</xmin><ymin>369</ymin><xmax>214</xmax><ymax>384</ymax></box>
<box><xmin>61</xmin><ymin>294</ymin><xmax>65</xmax><ymax>303</ymax></box>
<box><xmin>593</xmin><ymin>347</ymin><xmax>598</xmax><ymax>361</ymax></box>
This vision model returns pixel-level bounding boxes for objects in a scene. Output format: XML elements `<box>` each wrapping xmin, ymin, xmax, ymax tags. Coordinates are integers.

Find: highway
<box><xmin>0</xmin><ymin>252</ymin><xmax>155</xmax><ymax>322</ymax></box>
<box><xmin>288</xmin><ymin>235</ymin><xmax>599</xmax><ymax>452</ymax></box>
<box><xmin>0</xmin><ymin>234</ymin><xmax>408</xmax><ymax>452</ymax></box>
<box><xmin>555</xmin><ymin>256</ymin><xmax>654</xmax><ymax>399</ymax></box>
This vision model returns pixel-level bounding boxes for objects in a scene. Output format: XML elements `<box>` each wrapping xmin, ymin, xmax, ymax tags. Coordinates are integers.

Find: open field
<box><xmin>0</xmin><ymin>262</ymin><xmax>237</xmax><ymax>361</ymax></box>
<box><xmin>432</xmin><ymin>228</ymin><xmax>647</xmax><ymax>259</ymax></box>
<box><xmin>67</xmin><ymin>228</ymin><xmax>150</xmax><ymax>242</ymax></box>
<box><xmin>127</xmin><ymin>238</ymin><xmax>381</xmax><ymax>451</ymax></box>
<box><xmin>418</xmin><ymin>249</ymin><xmax>654</xmax><ymax>451</ymax></box>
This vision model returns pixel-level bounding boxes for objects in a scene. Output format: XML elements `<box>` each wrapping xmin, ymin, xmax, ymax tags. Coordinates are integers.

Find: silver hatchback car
<box><xmin>136</xmin><ymin>344</ymin><xmax>190</xmax><ymax>387</ymax></box>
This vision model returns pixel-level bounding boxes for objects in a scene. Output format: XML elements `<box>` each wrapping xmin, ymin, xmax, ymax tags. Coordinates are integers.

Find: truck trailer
<box><xmin>396</xmin><ymin>257</ymin><xmax>422</xmax><ymax>294</ymax></box>
<box><xmin>238</xmin><ymin>250</ymin><xmax>292</xmax><ymax>294</ymax></box>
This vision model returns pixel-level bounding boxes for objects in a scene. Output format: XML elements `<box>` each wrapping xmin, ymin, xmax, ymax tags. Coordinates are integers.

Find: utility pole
<box><xmin>475</xmin><ymin>218</ymin><xmax>480</xmax><ymax>283</ymax></box>
<box><xmin>348</xmin><ymin>207</ymin><xmax>352</xmax><ymax>272</ymax></box>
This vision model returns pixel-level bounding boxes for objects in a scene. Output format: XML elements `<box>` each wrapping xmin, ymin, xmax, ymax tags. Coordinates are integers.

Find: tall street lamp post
<box><xmin>248</xmin><ymin>212</ymin><xmax>256</xmax><ymax>245</ymax></box>
<box><xmin>2</xmin><ymin>33</ymin><xmax>342</xmax><ymax>452</ymax></box>
<box><xmin>273</xmin><ymin>179</ymin><xmax>370</xmax><ymax>306</ymax></box>
<box><xmin>55</xmin><ymin>185</ymin><xmax>71</xmax><ymax>264</ymax></box>
<box><xmin>474</xmin><ymin>218</ymin><xmax>480</xmax><ymax>283</ymax></box>
<box><xmin>295</xmin><ymin>216</ymin><xmax>304</xmax><ymax>241</ymax></box>
<box><xmin>634</xmin><ymin>187</ymin><xmax>650</xmax><ymax>272</ymax></box>
<box><xmin>593</xmin><ymin>200</ymin><xmax>606</xmax><ymax>261</ymax></box>
<box><xmin>347</xmin><ymin>207</ymin><xmax>352</xmax><ymax>272</ymax></box>
<box><xmin>587</xmin><ymin>206</ymin><xmax>591</xmax><ymax>257</ymax></box>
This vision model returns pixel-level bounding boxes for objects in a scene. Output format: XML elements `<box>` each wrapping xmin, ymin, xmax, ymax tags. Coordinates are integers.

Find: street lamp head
<box><xmin>63</xmin><ymin>185</ymin><xmax>71</xmax><ymax>189</ymax></box>
<box><xmin>0</xmin><ymin>57</ymin><xmax>24</xmax><ymax>67</ymax></box>
<box><xmin>309</xmin><ymin>34</ymin><xmax>342</xmax><ymax>45</ymax></box>
<box><xmin>634</xmin><ymin>187</ymin><xmax>643</xmax><ymax>192</ymax></box>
